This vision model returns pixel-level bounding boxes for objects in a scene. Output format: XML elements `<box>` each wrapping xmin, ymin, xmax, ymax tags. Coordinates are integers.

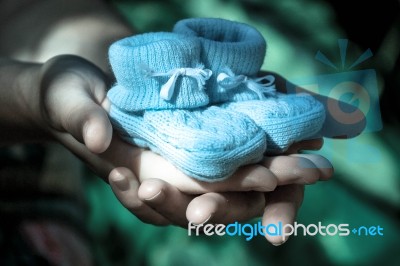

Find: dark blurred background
<box><xmin>82</xmin><ymin>0</ymin><xmax>400</xmax><ymax>265</ymax></box>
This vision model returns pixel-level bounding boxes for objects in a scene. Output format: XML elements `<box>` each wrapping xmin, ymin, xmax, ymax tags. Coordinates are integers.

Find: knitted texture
<box><xmin>222</xmin><ymin>93</ymin><xmax>326</xmax><ymax>154</ymax></box>
<box><xmin>174</xmin><ymin>18</ymin><xmax>326</xmax><ymax>154</ymax></box>
<box><xmin>109</xmin><ymin>105</ymin><xmax>266</xmax><ymax>181</ymax></box>
<box><xmin>107</xmin><ymin>32</ymin><xmax>210</xmax><ymax>111</ymax></box>
<box><xmin>173</xmin><ymin>18</ymin><xmax>266</xmax><ymax>103</ymax></box>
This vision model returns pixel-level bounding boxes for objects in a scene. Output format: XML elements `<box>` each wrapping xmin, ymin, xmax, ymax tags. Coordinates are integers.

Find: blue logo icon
<box><xmin>287</xmin><ymin>39</ymin><xmax>383</xmax><ymax>163</ymax></box>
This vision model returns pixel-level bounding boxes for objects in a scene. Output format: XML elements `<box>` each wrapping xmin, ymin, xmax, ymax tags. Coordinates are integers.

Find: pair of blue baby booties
<box><xmin>107</xmin><ymin>18</ymin><xmax>325</xmax><ymax>182</ymax></box>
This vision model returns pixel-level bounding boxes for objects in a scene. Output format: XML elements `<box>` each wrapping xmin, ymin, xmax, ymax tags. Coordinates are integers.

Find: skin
<box><xmin>0</xmin><ymin>0</ymin><xmax>365</xmax><ymax>248</ymax></box>
<box><xmin>0</xmin><ymin>56</ymin><xmax>334</xmax><ymax>243</ymax></box>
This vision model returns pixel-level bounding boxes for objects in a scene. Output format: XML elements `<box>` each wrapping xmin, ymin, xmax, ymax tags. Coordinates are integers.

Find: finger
<box><xmin>80</xmin><ymin>103</ymin><xmax>113</xmax><ymax>153</ymax></box>
<box><xmin>290</xmin><ymin>154</ymin><xmax>334</xmax><ymax>181</ymax></box>
<box><xmin>261</xmin><ymin>156</ymin><xmax>320</xmax><ymax>185</ymax></box>
<box><xmin>192</xmin><ymin>165</ymin><xmax>277</xmax><ymax>193</ymax></box>
<box><xmin>49</xmin><ymin>90</ymin><xmax>113</xmax><ymax>154</ymax></box>
<box><xmin>108</xmin><ymin>167</ymin><xmax>170</xmax><ymax>225</ymax></box>
<box><xmin>262</xmin><ymin>185</ymin><xmax>304</xmax><ymax>246</ymax></box>
<box><xmin>186</xmin><ymin>192</ymin><xmax>265</xmax><ymax>225</ymax></box>
<box><xmin>136</xmin><ymin>150</ymin><xmax>277</xmax><ymax>194</ymax></box>
<box><xmin>138</xmin><ymin>179</ymin><xmax>194</xmax><ymax>227</ymax></box>
<box><xmin>285</xmin><ymin>138</ymin><xmax>324</xmax><ymax>154</ymax></box>
<box><xmin>42</xmin><ymin>56</ymin><xmax>113</xmax><ymax>153</ymax></box>
<box><xmin>54</xmin><ymin>131</ymin><xmax>114</xmax><ymax>180</ymax></box>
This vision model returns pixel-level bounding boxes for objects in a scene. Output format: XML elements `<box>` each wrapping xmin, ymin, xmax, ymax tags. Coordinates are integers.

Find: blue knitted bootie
<box><xmin>222</xmin><ymin>93</ymin><xmax>326</xmax><ymax>154</ymax></box>
<box><xmin>174</xmin><ymin>18</ymin><xmax>326</xmax><ymax>153</ymax></box>
<box><xmin>107</xmin><ymin>32</ymin><xmax>267</xmax><ymax>181</ymax></box>
<box><xmin>173</xmin><ymin>18</ymin><xmax>266</xmax><ymax>104</ymax></box>
<box><xmin>110</xmin><ymin>105</ymin><xmax>267</xmax><ymax>181</ymax></box>
<box><xmin>108</xmin><ymin>32</ymin><xmax>211</xmax><ymax>111</ymax></box>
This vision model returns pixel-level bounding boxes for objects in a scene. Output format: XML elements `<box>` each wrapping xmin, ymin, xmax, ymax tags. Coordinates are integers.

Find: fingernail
<box><xmin>200</xmin><ymin>213</ymin><xmax>212</xmax><ymax>224</ymax></box>
<box><xmin>144</xmin><ymin>190</ymin><xmax>162</xmax><ymax>201</ymax></box>
<box><xmin>271</xmin><ymin>241</ymin><xmax>285</xmax><ymax>246</ymax></box>
<box><xmin>192</xmin><ymin>214</ymin><xmax>212</xmax><ymax>225</ymax></box>
<box><xmin>271</xmin><ymin>237</ymin><xmax>287</xmax><ymax>246</ymax></box>
<box><xmin>111</xmin><ymin>173</ymin><xmax>130</xmax><ymax>192</ymax></box>
<box><xmin>102</xmin><ymin>97</ymin><xmax>111</xmax><ymax>112</ymax></box>
<box><xmin>83</xmin><ymin>121</ymin><xmax>95</xmax><ymax>142</ymax></box>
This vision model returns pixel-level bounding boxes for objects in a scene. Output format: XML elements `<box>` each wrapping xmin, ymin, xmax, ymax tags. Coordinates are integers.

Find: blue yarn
<box><xmin>222</xmin><ymin>93</ymin><xmax>326</xmax><ymax>154</ymax></box>
<box><xmin>107</xmin><ymin>32</ymin><xmax>210</xmax><ymax>111</ymax></box>
<box><xmin>173</xmin><ymin>18</ymin><xmax>266</xmax><ymax>103</ymax></box>
<box><xmin>174</xmin><ymin>18</ymin><xmax>326</xmax><ymax>152</ymax></box>
<box><xmin>107</xmin><ymin>31</ymin><xmax>267</xmax><ymax>181</ymax></box>
<box><xmin>109</xmin><ymin>104</ymin><xmax>266</xmax><ymax>181</ymax></box>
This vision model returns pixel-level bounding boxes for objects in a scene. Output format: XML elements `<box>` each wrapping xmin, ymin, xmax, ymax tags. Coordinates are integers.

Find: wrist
<box><xmin>0</xmin><ymin>58</ymin><xmax>50</xmax><ymax>142</ymax></box>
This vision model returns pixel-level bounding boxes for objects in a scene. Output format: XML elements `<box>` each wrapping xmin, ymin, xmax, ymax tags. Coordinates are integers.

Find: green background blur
<box><xmin>84</xmin><ymin>0</ymin><xmax>400</xmax><ymax>265</ymax></box>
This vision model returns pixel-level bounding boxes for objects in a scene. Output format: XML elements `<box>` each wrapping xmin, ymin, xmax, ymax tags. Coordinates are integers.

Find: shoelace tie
<box><xmin>143</xmin><ymin>65</ymin><xmax>212</xmax><ymax>101</ymax></box>
<box><xmin>217</xmin><ymin>68</ymin><xmax>276</xmax><ymax>100</ymax></box>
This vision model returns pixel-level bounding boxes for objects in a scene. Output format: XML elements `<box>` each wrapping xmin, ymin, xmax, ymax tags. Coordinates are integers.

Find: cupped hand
<box><xmin>35</xmin><ymin>54</ymin><xmax>113</xmax><ymax>154</ymax></box>
<box><xmin>30</xmin><ymin>55</ymin><xmax>337</xmax><ymax>245</ymax></box>
<box><xmin>33</xmin><ymin>55</ymin><xmax>333</xmax><ymax>190</ymax></box>
<box><xmin>109</xmin><ymin>138</ymin><xmax>334</xmax><ymax>240</ymax></box>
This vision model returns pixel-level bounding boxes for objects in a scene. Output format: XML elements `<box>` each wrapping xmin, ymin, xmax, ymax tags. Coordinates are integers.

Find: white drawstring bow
<box><xmin>142</xmin><ymin>64</ymin><xmax>212</xmax><ymax>101</ymax></box>
<box><xmin>217</xmin><ymin>68</ymin><xmax>276</xmax><ymax>100</ymax></box>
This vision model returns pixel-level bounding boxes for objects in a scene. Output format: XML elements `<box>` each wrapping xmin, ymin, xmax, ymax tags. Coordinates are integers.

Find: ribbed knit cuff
<box><xmin>173</xmin><ymin>18</ymin><xmax>266</xmax><ymax>103</ymax></box>
<box><xmin>108</xmin><ymin>32</ymin><xmax>210</xmax><ymax>111</ymax></box>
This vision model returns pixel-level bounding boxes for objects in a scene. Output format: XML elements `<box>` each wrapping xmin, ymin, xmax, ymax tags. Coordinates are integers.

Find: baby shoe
<box><xmin>108</xmin><ymin>32</ymin><xmax>210</xmax><ymax>111</ymax></box>
<box><xmin>107</xmin><ymin>32</ymin><xmax>267</xmax><ymax>181</ymax></box>
<box><xmin>173</xmin><ymin>17</ymin><xmax>266</xmax><ymax>104</ymax></box>
<box><xmin>222</xmin><ymin>93</ymin><xmax>326</xmax><ymax>154</ymax></box>
<box><xmin>174</xmin><ymin>18</ymin><xmax>326</xmax><ymax>153</ymax></box>
<box><xmin>110</xmin><ymin>105</ymin><xmax>266</xmax><ymax>181</ymax></box>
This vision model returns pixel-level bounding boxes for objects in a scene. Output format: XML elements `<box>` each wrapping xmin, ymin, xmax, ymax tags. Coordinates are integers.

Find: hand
<box><xmin>259</xmin><ymin>140</ymin><xmax>333</xmax><ymax>245</ymax></box>
<box><xmin>109</xmin><ymin>138</ymin><xmax>334</xmax><ymax>238</ymax></box>
<box><xmin>22</xmin><ymin>55</ymin><xmax>334</xmax><ymax>244</ymax></box>
<box><xmin>30</xmin><ymin>55</ymin><xmax>327</xmax><ymax>191</ymax></box>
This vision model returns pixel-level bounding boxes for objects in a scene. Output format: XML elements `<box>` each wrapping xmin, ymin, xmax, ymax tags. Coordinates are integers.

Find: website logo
<box><xmin>188</xmin><ymin>221</ymin><xmax>384</xmax><ymax>241</ymax></box>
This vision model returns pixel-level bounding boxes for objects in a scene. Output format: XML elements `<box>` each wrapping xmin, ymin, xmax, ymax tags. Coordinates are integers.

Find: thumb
<box><xmin>44</xmin><ymin>81</ymin><xmax>113</xmax><ymax>153</ymax></box>
<box><xmin>63</xmin><ymin>95</ymin><xmax>113</xmax><ymax>154</ymax></box>
<box><xmin>43</xmin><ymin>56</ymin><xmax>112</xmax><ymax>153</ymax></box>
<box><xmin>41</xmin><ymin>56</ymin><xmax>113</xmax><ymax>153</ymax></box>
<box><xmin>81</xmin><ymin>100</ymin><xmax>113</xmax><ymax>153</ymax></box>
